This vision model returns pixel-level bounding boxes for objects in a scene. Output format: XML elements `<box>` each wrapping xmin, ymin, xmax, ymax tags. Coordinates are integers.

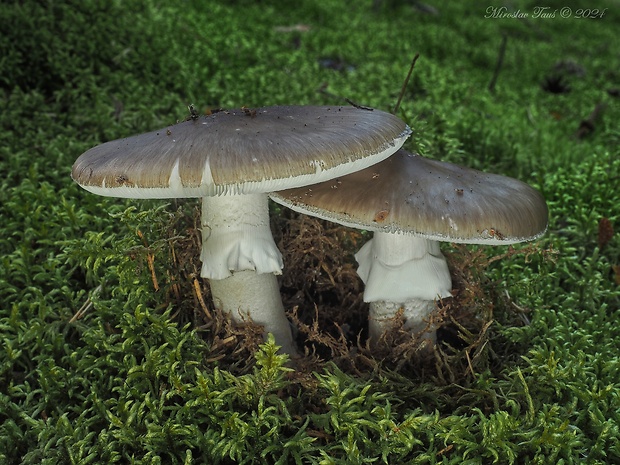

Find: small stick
<box><xmin>393</xmin><ymin>53</ymin><xmax>420</xmax><ymax>115</ymax></box>
<box><xmin>70</xmin><ymin>285</ymin><xmax>102</xmax><ymax>322</ymax></box>
<box><xmin>488</xmin><ymin>34</ymin><xmax>508</xmax><ymax>93</ymax></box>
<box><xmin>193</xmin><ymin>277</ymin><xmax>212</xmax><ymax>319</ymax></box>
<box><xmin>137</xmin><ymin>229</ymin><xmax>159</xmax><ymax>291</ymax></box>
<box><xmin>146</xmin><ymin>253</ymin><xmax>159</xmax><ymax>291</ymax></box>
<box><xmin>344</xmin><ymin>98</ymin><xmax>374</xmax><ymax>111</ymax></box>
<box><xmin>70</xmin><ymin>299</ymin><xmax>93</xmax><ymax>323</ymax></box>
<box><xmin>575</xmin><ymin>102</ymin><xmax>606</xmax><ymax>139</ymax></box>
<box><xmin>318</xmin><ymin>83</ymin><xmax>374</xmax><ymax>110</ymax></box>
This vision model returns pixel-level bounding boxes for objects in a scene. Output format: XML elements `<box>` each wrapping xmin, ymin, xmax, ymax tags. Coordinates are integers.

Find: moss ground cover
<box><xmin>1</xmin><ymin>0</ymin><xmax>619</xmax><ymax>463</ymax></box>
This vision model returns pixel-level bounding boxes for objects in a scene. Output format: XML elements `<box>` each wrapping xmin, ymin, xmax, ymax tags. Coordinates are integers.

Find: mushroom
<box><xmin>270</xmin><ymin>149</ymin><xmax>548</xmax><ymax>344</ymax></box>
<box><xmin>71</xmin><ymin>105</ymin><xmax>411</xmax><ymax>354</ymax></box>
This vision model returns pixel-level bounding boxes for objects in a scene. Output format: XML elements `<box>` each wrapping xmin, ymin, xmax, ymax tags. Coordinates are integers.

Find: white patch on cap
<box><xmin>309</xmin><ymin>159</ymin><xmax>327</xmax><ymax>175</ymax></box>
<box><xmin>168</xmin><ymin>158</ymin><xmax>183</xmax><ymax>191</ymax></box>
<box><xmin>201</xmin><ymin>156</ymin><xmax>215</xmax><ymax>186</ymax></box>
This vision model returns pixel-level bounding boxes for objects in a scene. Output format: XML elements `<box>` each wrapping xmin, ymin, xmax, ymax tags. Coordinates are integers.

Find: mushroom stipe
<box><xmin>271</xmin><ymin>149</ymin><xmax>548</xmax><ymax>345</ymax></box>
<box><xmin>72</xmin><ymin>105</ymin><xmax>411</xmax><ymax>355</ymax></box>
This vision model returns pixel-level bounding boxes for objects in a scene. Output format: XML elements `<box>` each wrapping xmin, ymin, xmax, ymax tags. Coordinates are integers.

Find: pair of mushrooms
<box><xmin>72</xmin><ymin>105</ymin><xmax>547</xmax><ymax>356</ymax></box>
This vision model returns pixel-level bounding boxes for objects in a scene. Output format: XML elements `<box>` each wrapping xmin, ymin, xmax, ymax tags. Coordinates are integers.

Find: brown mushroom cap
<box><xmin>270</xmin><ymin>149</ymin><xmax>548</xmax><ymax>244</ymax></box>
<box><xmin>71</xmin><ymin>105</ymin><xmax>410</xmax><ymax>198</ymax></box>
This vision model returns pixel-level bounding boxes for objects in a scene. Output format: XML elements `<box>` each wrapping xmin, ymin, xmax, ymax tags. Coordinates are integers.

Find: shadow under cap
<box><xmin>71</xmin><ymin>105</ymin><xmax>410</xmax><ymax>197</ymax></box>
<box><xmin>270</xmin><ymin>149</ymin><xmax>549</xmax><ymax>244</ymax></box>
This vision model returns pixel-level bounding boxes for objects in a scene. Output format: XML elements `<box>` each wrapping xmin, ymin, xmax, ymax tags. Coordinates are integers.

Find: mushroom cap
<box><xmin>270</xmin><ymin>149</ymin><xmax>549</xmax><ymax>244</ymax></box>
<box><xmin>71</xmin><ymin>105</ymin><xmax>410</xmax><ymax>198</ymax></box>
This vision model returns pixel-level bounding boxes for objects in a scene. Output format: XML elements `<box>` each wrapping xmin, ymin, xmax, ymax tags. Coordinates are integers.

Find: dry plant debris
<box><xmin>138</xmin><ymin>204</ymin><xmax>547</xmax><ymax>385</ymax></box>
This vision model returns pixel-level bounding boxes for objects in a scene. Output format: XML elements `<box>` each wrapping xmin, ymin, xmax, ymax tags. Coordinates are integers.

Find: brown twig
<box><xmin>137</xmin><ymin>229</ymin><xmax>159</xmax><ymax>291</ymax></box>
<box><xmin>488</xmin><ymin>34</ymin><xmax>507</xmax><ymax>93</ymax></box>
<box><xmin>70</xmin><ymin>285</ymin><xmax>102</xmax><ymax>322</ymax></box>
<box><xmin>193</xmin><ymin>278</ymin><xmax>212</xmax><ymax>319</ymax></box>
<box><xmin>317</xmin><ymin>84</ymin><xmax>374</xmax><ymax>110</ymax></box>
<box><xmin>393</xmin><ymin>53</ymin><xmax>420</xmax><ymax>114</ymax></box>
<box><xmin>344</xmin><ymin>98</ymin><xmax>374</xmax><ymax>111</ymax></box>
<box><xmin>575</xmin><ymin>102</ymin><xmax>606</xmax><ymax>139</ymax></box>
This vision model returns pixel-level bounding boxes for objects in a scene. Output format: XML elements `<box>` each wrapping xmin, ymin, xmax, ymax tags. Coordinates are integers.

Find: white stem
<box><xmin>200</xmin><ymin>194</ymin><xmax>296</xmax><ymax>354</ymax></box>
<box><xmin>200</xmin><ymin>194</ymin><xmax>283</xmax><ymax>279</ymax></box>
<box><xmin>368</xmin><ymin>300</ymin><xmax>438</xmax><ymax>343</ymax></box>
<box><xmin>209</xmin><ymin>271</ymin><xmax>297</xmax><ymax>355</ymax></box>
<box><xmin>355</xmin><ymin>232</ymin><xmax>452</xmax><ymax>343</ymax></box>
